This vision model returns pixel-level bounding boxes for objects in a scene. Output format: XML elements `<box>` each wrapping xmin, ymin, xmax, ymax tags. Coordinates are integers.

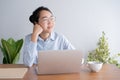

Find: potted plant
<box><xmin>0</xmin><ymin>38</ymin><xmax>23</xmax><ymax>64</ymax></box>
<box><xmin>87</xmin><ymin>32</ymin><xmax>120</xmax><ymax>68</ymax></box>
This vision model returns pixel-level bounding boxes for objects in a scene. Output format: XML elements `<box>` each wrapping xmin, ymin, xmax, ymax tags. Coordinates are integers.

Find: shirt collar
<box><xmin>38</xmin><ymin>32</ymin><xmax>55</xmax><ymax>41</ymax></box>
<box><xmin>50</xmin><ymin>32</ymin><xmax>55</xmax><ymax>41</ymax></box>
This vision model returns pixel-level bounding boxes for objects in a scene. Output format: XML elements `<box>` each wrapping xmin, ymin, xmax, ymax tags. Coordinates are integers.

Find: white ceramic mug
<box><xmin>87</xmin><ymin>61</ymin><xmax>103</xmax><ymax>72</ymax></box>
<box><xmin>80</xmin><ymin>58</ymin><xmax>84</xmax><ymax>65</ymax></box>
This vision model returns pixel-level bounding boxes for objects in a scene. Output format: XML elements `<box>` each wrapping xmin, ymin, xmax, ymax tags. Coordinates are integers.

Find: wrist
<box><xmin>31</xmin><ymin>33</ymin><xmax>38</xmax><ymax>43</ymax></box>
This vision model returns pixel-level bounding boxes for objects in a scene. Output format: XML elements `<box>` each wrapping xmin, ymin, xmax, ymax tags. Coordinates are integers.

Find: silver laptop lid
<box><xmin>37</xmin><ymin>50</ymin><xmax>83</xmax><ymax>74</ymax></box>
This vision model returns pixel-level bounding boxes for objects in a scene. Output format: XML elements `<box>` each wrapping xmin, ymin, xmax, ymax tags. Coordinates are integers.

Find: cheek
<box><xmin>50</xmin><ymin>22</ymin><xmax>55</xmax><ymax>27</ymax></box>
<box><xmin>39</xmin><ymin>23</ymin><xmax>47</xmax><ymax>28</ymax></box>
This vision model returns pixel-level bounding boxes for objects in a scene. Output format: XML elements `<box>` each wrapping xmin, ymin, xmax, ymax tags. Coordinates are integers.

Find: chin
<box><xmin>47</xmin><ymin>29</ymin><xmax>54</xmax><ymax>33</ymax></box>
<box><xmin>48</xmin><ymin>31</ymin><xmax>53</xmax><ymax>33</ymax></box>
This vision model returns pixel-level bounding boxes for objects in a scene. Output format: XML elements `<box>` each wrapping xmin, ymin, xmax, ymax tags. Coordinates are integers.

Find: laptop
<box><xmin>37</xmin><ymin>50</ymin><xmax>83</xmax><ymax>74</ymax></box>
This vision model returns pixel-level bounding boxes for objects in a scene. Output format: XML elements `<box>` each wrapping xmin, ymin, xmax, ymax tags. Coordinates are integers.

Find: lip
<box><xmin>47</xmin><ymin>26</ymin><xmax>53</xmax><ymax>29</ymax></box>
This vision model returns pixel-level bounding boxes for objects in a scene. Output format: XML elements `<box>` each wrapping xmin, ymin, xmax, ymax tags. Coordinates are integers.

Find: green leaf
<box><xmin>1</xmin><ymin>47</ymin><xmax>9</xmax><ymax>63</ymax></box>
<box><xmin>116</xmin><ymin>64</ymin><xmax>120</xmax><ymax>68</ymax></box>
<box><xmin>1</xmin><ymin>39</ymin><xmax>11</xmax><ymax>63</ymax></box>
<box><xmin>7</xmin><ymin>38</ymin><xmax>15</xmax><ymax>45</ymax></box>
<box><xmin>12</xmin><ymin>39</ymin><xmax>23</xmax><ymax>63</ymax></box>
<box><xmin>12</xmin><ymin>52</ymin><xmax>20</xmax><ymax>64</ymax></box>
<box><xmin>3</xmin><ymin>57</ymin><xmax>8</xmax><ymax>64</ymax></box>
<box><xmin>15</xmin><ymin>39</ymin><xmax>23</xmax><ymax>54</ymax></box>
<box><xmin>118</xmin><ymin>53</ymin><xmax>120</xmax><ymax>56</ymax></box>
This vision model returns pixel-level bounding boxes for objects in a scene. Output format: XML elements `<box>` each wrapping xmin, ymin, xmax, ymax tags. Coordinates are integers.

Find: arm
<box><xmin>23</xmin><ymin>24</ymin><xmax>43</xmax><ymax>67</ymax></box>
<box><xmin>23</xmin><ymin>37</ymin><xmax>37</xmax><ymax>67</ymax></box>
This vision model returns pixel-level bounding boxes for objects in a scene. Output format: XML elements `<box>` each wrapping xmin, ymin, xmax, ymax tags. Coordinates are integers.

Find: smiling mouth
<box><xmin>47</xmin><ymin>26</ymin><xmax>52</xmax><ymax>29</ymax></box>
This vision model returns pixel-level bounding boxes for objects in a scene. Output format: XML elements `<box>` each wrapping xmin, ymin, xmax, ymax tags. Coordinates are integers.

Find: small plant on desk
<box><xmin>87</xmin><ymin>31</ymin><xmax>120</xmax><ymax>68</ymax></box>
<box><xmin>0</xmin><ymin>38</ymin><xmax>23</xmax><ymax>64</ymax></box>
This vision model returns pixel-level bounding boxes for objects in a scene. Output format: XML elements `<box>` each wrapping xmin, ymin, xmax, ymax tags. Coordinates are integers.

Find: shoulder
<box><xmin>25</xmin><ymin>33</ymin><xmax>32</xmax><ymax>41</ymax></box>
<box><xmin>25</xmin><ymin>33</ymin><xmax>32</xmax><ymax>37</ymax></box>
<box><xmin>52</xmin><ymin>32</ymin><xmax>68</xmax><ymax>42</ymax></box>
<box><xmin>53</xmin><ymin>32</ymin><xmax>66</xmax><ymax>40</ymax></box>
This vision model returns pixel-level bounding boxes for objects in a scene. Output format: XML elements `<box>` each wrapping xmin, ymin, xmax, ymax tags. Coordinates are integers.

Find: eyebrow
<box><xmin>41</xmin><ymin>15</ymin><xmax>54</xmax><ymax>19</ymax></box>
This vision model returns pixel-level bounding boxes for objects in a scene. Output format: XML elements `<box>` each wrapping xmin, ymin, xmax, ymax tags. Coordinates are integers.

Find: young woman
<box><xmin>23</xmin><ymin>6</ymin><xmax>75</xmax><ymax>67</ymax></box>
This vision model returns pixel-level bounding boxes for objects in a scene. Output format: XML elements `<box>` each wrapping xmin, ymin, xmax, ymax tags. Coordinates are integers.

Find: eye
<box><xmin>39</xmin><ymin>16</ymin><xmax>56</xmax><ymax>23</ymax></box>
<box><xmin>42</xmin><ymin>18</ymin><xmax>48</xmax><ymax>21</ymax></box>
<box><xmin>50</xmin><ymin>17</ymin><xmax>55</xmax><ymax>21</ymax></box>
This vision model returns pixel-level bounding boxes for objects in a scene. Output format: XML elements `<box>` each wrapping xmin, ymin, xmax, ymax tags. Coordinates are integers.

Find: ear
<box><xmin>34</xmin><ymin>22</ymin><xmax>37</xmax><ymax>25</ymax></box>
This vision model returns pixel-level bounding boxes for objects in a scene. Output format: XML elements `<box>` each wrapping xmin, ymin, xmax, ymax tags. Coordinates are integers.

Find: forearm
<box><xmin>31</xmin><ymin>23</ymin><xmax>43</xmax><ymax>43</ymax></box>
<box><xmin>31</xmin><ymin>33</ymin><xmax>39</xmax><ymax>43</ymax></box>
<box><xmin>23</xmin><ymin>41</ymin><xmax>37</xmax><ymax>67</ymax></box>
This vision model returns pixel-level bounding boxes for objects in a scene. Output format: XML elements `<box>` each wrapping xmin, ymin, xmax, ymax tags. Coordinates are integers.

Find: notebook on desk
<box><xmin>36</xmin><ymin>50</ymin><xmax>83</xmax><ymax>74</ymax></box>
<box><xmin>0</xmin><ymin>68</ymin><xmax>28</xmax><ymax>79</ymax></box>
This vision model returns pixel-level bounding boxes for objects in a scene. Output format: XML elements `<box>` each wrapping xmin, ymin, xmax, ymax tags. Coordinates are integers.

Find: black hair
<box><xmin>29</xmin><ymin>6</ymin><xmax>52</xmax><ymax>25</ymax></box>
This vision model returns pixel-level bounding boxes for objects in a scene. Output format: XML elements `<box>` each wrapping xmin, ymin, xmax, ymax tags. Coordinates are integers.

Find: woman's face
<box><xmin>38</xmin><ymin>10</ymin><xmax>55</xmax><ymax>33</ymax></box>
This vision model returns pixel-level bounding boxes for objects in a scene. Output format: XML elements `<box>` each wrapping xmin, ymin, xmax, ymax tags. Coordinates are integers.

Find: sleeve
<box><xmin>62</xmin><ymin>35</ymin><xmax>75</xmax><ymax>50</ymax></box>
<box><xmin>23</xmin><ymin>35</ymin><xmax>37</xmax><ymax>67</ymax></box>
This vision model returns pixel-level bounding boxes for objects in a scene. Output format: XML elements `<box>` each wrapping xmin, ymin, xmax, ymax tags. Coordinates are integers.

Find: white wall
<box><xmin>0</xmin><ymin>0</ymin><xmax>120</xmax><ymax>64</ymax></box>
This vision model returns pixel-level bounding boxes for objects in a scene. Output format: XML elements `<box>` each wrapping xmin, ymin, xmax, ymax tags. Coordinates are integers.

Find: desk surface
<box><xmin>0</xmin><ymin>64</ymin><xmax>120</xmax><ymax>80</ymax></box>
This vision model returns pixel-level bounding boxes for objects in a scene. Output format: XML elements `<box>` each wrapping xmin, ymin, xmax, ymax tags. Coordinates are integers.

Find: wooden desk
<box><xmin>0</xmin><ymin>64</ymin><xmax>120</xmax><ymax>80</ymax></box>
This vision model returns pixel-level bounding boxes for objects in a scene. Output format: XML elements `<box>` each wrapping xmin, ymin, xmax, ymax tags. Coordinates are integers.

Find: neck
<box><xmin>39</xmin><ymin>32</ymin><xmax>50</xmax><ymax>41</ymax></box>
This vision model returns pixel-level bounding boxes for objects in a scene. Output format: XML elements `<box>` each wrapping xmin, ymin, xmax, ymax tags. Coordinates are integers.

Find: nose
<box><xmin>47</xmin><ymin>19</ymin><xmax>53</xmax><ymax>24</ymax></box>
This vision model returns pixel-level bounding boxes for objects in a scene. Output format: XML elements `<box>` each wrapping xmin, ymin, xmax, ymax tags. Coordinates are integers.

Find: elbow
<box><xmin>24</xmin><ymin>62</ymin><xmax>33</xmax><ymax>67</ymax></box>
<box><xmin>23</xmin><ymin>58</ymin><xmax>33</xmax><ymax>67</ymax></box>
